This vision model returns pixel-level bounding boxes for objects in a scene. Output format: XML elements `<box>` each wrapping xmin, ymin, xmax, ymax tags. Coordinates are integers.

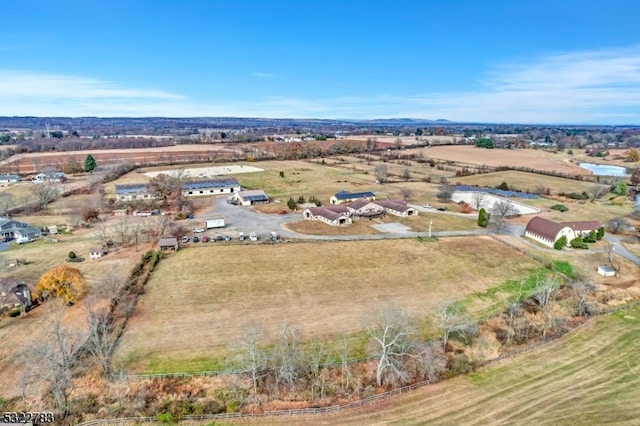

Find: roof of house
<box><xmin>333</xmin><ymin>190</ymin><xmax>375</xmax><ymax>200</ymax></box>
<box><xmin>307</xmin><ymin>206</ymin><xmax>344</xmax><ymax>221</ymax></box>
<box><xmin>0</xmin><ymin>279</ymin><xmax>31</xmax><ymax>306</ymax></box>
<box><xmin>14</xmin><ymin>226</ymin><xmax>40</xmax><ymax>235</ymax></box>
<box><xmin>525</xmin><ymin>217</ymin><xmax>602</xmax><ymax>241</ymax></box>
<box><xmin>115</xmin><ymin>183</ymin><xmax>150</xmax><ymax>194</ymax></box>
<box><xmin>181</xmin><ymin>178</ymin><xmax>240</xmax><ymax>190</ymax></box>
<box><xmin>0</xmin><ymin>218</ymin><xmax>27</xmax><ymax>229</ymax></box>
<box><xmin>237</xmin><ymin>190</ymin><xmax>269</xmax><ymax>202</ymax></box>
<box><xmin>324</xmin><ymin>204</ymin><xmax>350</xmax><ymax>214</ymax></box>
<box><xmin>347</xmin><ymin>198</ymin><xmax>379</xmax><ymax>210</ymax></box>
<box><xmin>374</xmin><ymin>199</ymin><xmax>413</xmax><ymax>212</ymax></box>
<box><xmin>563</xmin><ymin>220</ymin><xmax>602</xmax><ymax>231</ymax></box>
<box><xmin>159</xmin><ymin>237</ymin><xmax>178</xmax><ymax>246</ymax></box>
<box><xmin>89</xmin><ymin>247</ymin><xmax>104</xmax><ymax>253</ymax></box>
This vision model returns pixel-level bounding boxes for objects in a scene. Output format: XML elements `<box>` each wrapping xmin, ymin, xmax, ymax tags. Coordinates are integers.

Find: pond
<box><xmin>579</xmin><ymin>162</ymin><xmax>629</xmax><ymax>176</ymax></box>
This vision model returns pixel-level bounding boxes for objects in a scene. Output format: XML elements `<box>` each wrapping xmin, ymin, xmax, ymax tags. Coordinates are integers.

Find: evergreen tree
<box><xmin>477</xmin><ymin>208</ymin><xmax>488</xmax><ymax>227</ymax></box>
<box><xmin>84</xmin><ymin>154</ymin><xmax>97</xmax><ymax>172</ymax></box>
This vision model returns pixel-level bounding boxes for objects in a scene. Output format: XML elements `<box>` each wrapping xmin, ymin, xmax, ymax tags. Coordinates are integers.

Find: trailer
<box><xmin>206</xmin><ymin>218</ymin><xmax>226</xmax><ymax>229</ymax></box>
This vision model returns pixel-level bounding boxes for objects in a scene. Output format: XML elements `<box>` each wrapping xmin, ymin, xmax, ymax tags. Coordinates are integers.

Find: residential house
<box><xmin>330</xmin><ymin>190</ymin><xmax>376</xmax><ymax>205</ymax></box>
<box><xmin>0</xmin><ymin>279</ymin><xmax>33</xmax><ymax>311</ymax></box>
<box><xmin>345</xmin><ymin>198</ymin><xmax>384</xmax><ymax>217</ymax></box>
<box><xmin>32</xmin><ymin>171</ymin><xmax>67</xmax><ymax>183</ymax></box>
<box><xmin>234</xmin><ymin>190</ymin><xmax>270</xmax><ymax>206</ymax></box>
<box><xmin>13</xmin><ymin>226</ymin><xmax>41</xmax><ymax>240</ymax></box>
<box><xmin>0</xmin><ymin>174</ymin><xmax>20</xmax><ymax>185</ymax></box>
<box><xmin>0</xmin><ymin>217</ymin><xmax>29</xmax><ymax>240</ymax></box>
<box><xmin>181</xmin><ymin>178</ymin><xmax>240</xmax><ymax>197</ymax></box>
<box><xmin>89</xmin><ymin>248</ymin><xmax>105</xmax><ymax>259</ymax></box>
<box><xmin>524</xmin><ymin>216</ymin><xmax>602</xmax><ymax>248</ymax></box>
<box><xmin>374</xmin><ymin>199</ymin><xmax>419</xmax><ymax>217</ymax></box>
<box><xmin>159</xmin><ymin>237</ymin><xmax>179</xmax><ymax>251</ymax></box>
<box><xmin>303</xmin><ymin>205</ymin><xmax>352</xmax><ymax>226</ymax></box>
<box><xmin>115</xmin><ymin>183</ymin><xmax>156</xmax><ymax>202</ymax></box>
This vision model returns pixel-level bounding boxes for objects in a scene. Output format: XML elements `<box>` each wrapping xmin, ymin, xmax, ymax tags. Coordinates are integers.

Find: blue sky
<box><xmin>1</xmin><ymin>0</ymin><xmax>640</xmax><ymax>124</ymax></box>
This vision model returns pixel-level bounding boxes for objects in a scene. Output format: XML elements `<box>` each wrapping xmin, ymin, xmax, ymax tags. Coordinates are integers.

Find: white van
<box><xmin>16</xmin><ymin>236</ymin><xmax>33</xmax><ymax>244</ymax></box>
<box><xmin>270</xmin><ymin>231</ymin><xmax>278</xmax><ymax>241</ymax></box>
<box><xmin>249</xmin><ymin>232</ymin><xmax>258</xmax><ymax>241</ymax></box>
<box><xmin>238</xmin><ymin>232</ymin><xmax>245</xmax><ymax>241</ymax></box>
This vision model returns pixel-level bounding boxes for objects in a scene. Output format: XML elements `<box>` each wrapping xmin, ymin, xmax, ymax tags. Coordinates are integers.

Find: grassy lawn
<box><xmin>230</xmin><ymin>307</ymin><xmax>640</xmax><ymax>426</ymax></box>
<box><xmin>113</xmin><ymin>236</ymin><xmax>540</xmax><ymax>373</ymax></box>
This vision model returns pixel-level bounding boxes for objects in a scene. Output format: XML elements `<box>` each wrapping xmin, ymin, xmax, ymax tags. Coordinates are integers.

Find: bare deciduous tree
<box><xmin>0</xmin><ymin>192</ymin><xmax>16</xmax><ymax>216</ymax></box>
<box><xmin>399</xmin><ymin>187</ymin><xmax>413</xmax><ymax>201</ymax></box>
<box><xmin>235</xmin><ymin>323</ymin><xmax>268</xmax><ymax>402</ymax></box>
<box><xmin>270</xmin><ymin>324</ymin><xmax>303</xmax><ymax>396</ymax></box>
<box><xmin>471</xmin><ymin>192</ymin><xmax>486</xmax><ymax>210</ymax></box>
<box><xmin>374</xmin><ymin>164</ymin><xmax>389</xmax><ymax>184</ymax></box>
<box><xmin>365</xmin><ymin>305</ymin><xmax>415</xmax><ymax>386</ymax></box>
<box><xmin>305</xmin><ymin>336</ymin><xmax>328</xmax><ymax>400</ymax></box>
<box><xmin>93</xmin><ymin>271</ymin><xmax>127</xmax><ymax>299</ymax></box>
<box><xmin>19</xmin><ymin>304</ymin><xmax>85</xmax><ymax>415</ymax></box>
<box><xmin>436</xmin><ymin>185</ymin><xmax>453</xmax><ymax>203</ymax></box>
<box><xmin>491</xmin><ymin>199</ymin><xmax>517</xmax><ymax>232</ymax></box>
<box><xmin>607</xmin><ymin>217</ymin><xmax>628</xmax><ymax>234</ymax></box>
<box><xmin>31</xmin><ymin>182</ymin><xmax>59</xmax><ymax>212</ymax></box>
<box><xmin>567</xmin><ymin>280</ymin><xmax>598</xmax><ymax>317</ymax></box>
<box><xmin>435</xmin><ymin>302</ymin><xmax>476</xmax><ymax>350</ymax></box>
<box><xmin>111</xmin><ymin>218</ymin><xmax>133</xmax><ymax>248</ymax></box>
<box><xmin>84</xmin><ymin>304</ymin><xmax>117</xmax><ymax>375</ymax></box>
<box><xmin>589</xmin><ymin>185</ymin><xmax>606</xmax><ymax>202</ymax></box>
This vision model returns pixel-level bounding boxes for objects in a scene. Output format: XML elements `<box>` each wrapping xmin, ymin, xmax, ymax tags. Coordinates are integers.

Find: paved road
<box><xmin>604</xmin><ymin>234</ymin><xmax>640</xmax><ymax>265</ymax></box>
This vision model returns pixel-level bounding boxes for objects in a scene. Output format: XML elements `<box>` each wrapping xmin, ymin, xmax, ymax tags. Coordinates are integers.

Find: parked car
<box><xmin>277</xmin><ymin>209</ymin><xmax>289</xmax><ymax>215</ymax></box>
<box><xmin>224</xmin><ymin>235</ymin><xmax>231</xmax><ymax>241</ymax></box>
<box><xmin>238</xmin><ymin>232</ymin><xmax>245</xmax><ymax>241</ymax></box>
<box><xmin>192</xmin><ymin>236</ymin><xmax>200</xmax><ymax>243</ymax></box>
<box><xmin>215</xmin><ymin>234</ymin><xmax>224</xmax><ymax>241</ymax></box>
<box><xmin>181</xmin><ymin>236</ymin><xmax>190</xmax><ymax>243</ymax></box>
<box><xmin>437</xmin><ymin>207</ymin><xmax>447</xmax><ymax>211</ymax></box>
<box><xmin>271</xmin><ymin>231</ymin><xmax>278</xmax><ymax>241</ymax></box>
<box><xmin>422</xmin><ymin>204</ymin><xmax>432</xmax><ymax>209</ymax></box>
<box><xmin>249</xmin><ymin>232</ymin><xmax>258</xmax><ymax>241</ymax></box>
<box><xmin>201</xmin><ymin>235</ymin><xmax>210</xmax><ymax>242</ymax></box>
<box><xmin>193</xmin><ymin>227</ymin><xmax>205</xmax><ymax>233</ymax></box>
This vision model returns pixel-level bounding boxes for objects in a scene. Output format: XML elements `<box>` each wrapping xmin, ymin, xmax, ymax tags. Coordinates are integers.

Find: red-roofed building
<box><xmin>524</xmin><ymin>216</ymin><xmax>602</xmax><ymax>248</ymax></box>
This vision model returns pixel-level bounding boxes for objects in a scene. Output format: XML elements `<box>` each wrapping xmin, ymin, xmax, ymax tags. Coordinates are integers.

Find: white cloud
<box><xmin>2</xmin><ymin>46</ymin><xmax>640</xmax><ymax>123</ymax></box>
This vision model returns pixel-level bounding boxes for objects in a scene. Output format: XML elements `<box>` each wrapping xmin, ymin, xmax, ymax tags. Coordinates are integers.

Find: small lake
<box><xmin>578</xmin><ymin>162</ymin><xmax>629</xmax><ymax>176</ymax></box>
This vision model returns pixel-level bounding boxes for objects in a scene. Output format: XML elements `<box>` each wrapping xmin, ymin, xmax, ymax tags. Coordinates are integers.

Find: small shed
<box><xmin>159</xmin><ymin>237</ymin><xmax>179</xmax><ymax>251</ymax></box>
<box><xmin>598</xmin><ymin>265</ymin><xmax>617</xmax><ymax>277</ymax></box>
<box><xmin>89</xmin><ymin>248</ymin><xmax>105</xmax><ymax>259</ymax></box>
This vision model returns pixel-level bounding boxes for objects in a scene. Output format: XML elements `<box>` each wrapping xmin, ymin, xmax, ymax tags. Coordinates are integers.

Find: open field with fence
<box><xmin>113</xmin><ymin>237</ymin><xmax>541</xmax><ymax>373</ymax></box>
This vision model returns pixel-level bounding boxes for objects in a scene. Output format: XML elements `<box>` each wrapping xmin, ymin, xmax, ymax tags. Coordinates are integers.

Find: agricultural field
<box><xmin>113</xmin><ymin>237</ymin><xmax>540</xmax><ymax>373</ymax></box>
<box><xmin>454</xmin><ymin>170</ymin><xmax>601</xmax><ymax>195</ymax></box>
<box><xmin>421</xmin><ymin>145</ymin><xmax>590</xmax><ymax>175</ymax></box>
<box><xmin>233</xmin><ymin>307</ymin><xmax>640</xmax><ymax>426</ymax></box>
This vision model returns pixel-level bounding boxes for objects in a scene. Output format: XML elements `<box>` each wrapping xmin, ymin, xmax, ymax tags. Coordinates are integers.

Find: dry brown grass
<box><xmin>454</xmin><ymin>170</ymin><xmax>600</xmax><ymax>195</ymax></box>
<box><xmin>113</xmin><ymin>237</ymin><xmax>540</xmax><ymax>373</ymax></box>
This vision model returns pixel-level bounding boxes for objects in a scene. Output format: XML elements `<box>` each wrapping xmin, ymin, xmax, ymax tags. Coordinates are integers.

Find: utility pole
<box><xmin>428</xmin><ymin>219</ymin><xmax>433</xmax><ymax>239</ymax></box>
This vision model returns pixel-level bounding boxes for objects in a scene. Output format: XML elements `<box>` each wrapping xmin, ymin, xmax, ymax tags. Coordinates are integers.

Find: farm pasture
<box><xmin>113</xmin><ymin>237</ymin><xmax>540</xmax><ymax>373</ymax></box>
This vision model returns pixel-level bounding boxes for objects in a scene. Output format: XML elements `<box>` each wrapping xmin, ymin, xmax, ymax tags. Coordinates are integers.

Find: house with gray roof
<box><xmin>0</xmin><ymin>218</ymin><xmax>29</xmax><ymax>240</ymax></box>
<box><xmin>0</xmin><ymin>279</ymin><xmax>33</xmax><ymax>311</ymax></box>
<box><xmin>115</xmin><ymin>183</ymin><xmax>156</xmax><ymax>202</ymax></box>
<box><xmin>181</xmin><ymin>178</ymin><xmax>240</xmax><ymax>197</ymax></box>
<box><xmin>345</xmin><ymin>198</ymin><xmax>384</xmax><ymax>217</ymax></box>
<box><xmin>234</xmin><ymin>190</ymin><xmax>270</xmax><ymax>206</ymax></box>
<box><xmin>0</xmin><ymin>174</ymin><xmax>20</xmax><ymax>185</ymax></box>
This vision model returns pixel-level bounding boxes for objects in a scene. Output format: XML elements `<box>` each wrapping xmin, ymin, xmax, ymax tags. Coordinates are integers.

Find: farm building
<box><xmin>330</xmin><ymin>190</ymin><xmax>376</xmax><ymax>205</ymax></box>
<box><xmin>89</xmin><ymin>248</ymin><xmax>105</xmax><ymax>259</ymax></box>
<box><xmin>32</xmin><ymin>171</ymin><xmax>67</xmax><ymax>183</ymax></box>
<box><xmin>159</xmin><ymin>237</ymin><xmax>179</xmax><ymax>251</ymax></box>
<box><xmin>0</xmin><ymin>279</ymin><xmax>33</xmax><ymax>311</ymax></box>
<box><xmin>0</xmin><ymin>174</ymin><xmax>19</xmax><ymax>185</ymax></box>
<box><xmin>345</xmin><ymin>198</ymin><xmax>384</xmax><ymax>218</ymax></box>
<box><xmin>598</xmin><ymin>265</ymin><xmax>617</xmax><ymax>277</ymax></box>
<box><xmin>374</xmin><ymin>199</ymin><xmax>419</xmax><ymax>217</ymax></box>
<box><xmin>115</xmin><ymin>183</ymin><xmax>157</xmax><ymax>202</ymax></box>
<box><xmin>181</xmin><ymin>178</ymin><xmax>240</xmax><ymax>197</ymax></box>
<box><xmin>112</xmin><ymin>209</ymin><xmax>130</xmax><ymax>216</ymax></box>
<box><xmin>524</xmin><ymin>216</ymin><xmax>602</xmax><ymax>248</ymax></box>
<box><xmin>303</xmin><ymin>205</ymin><xmax>352</xmax><ymax>226</ymax></box>
<box><xmin>0</xmin><ymin>218</ymin><xmax>31</xmax><ymax>240</ymax></box>
<box><xmin>234</xmin><ymin>190</ymin><xmax>270</xmax><ymax>206</ymax></box>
